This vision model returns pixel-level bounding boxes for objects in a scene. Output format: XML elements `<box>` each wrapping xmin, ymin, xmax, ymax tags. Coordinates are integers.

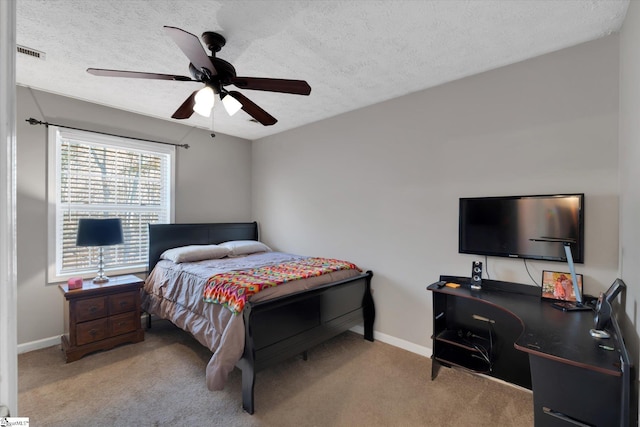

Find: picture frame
<box><xmin>541</xmin><ymin>270</ymin><xmax>583</xmax><ymax>302</ymax></box>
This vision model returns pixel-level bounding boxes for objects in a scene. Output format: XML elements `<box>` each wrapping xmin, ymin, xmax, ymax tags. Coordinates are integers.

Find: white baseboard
<box><xmin>20</xmin><ymin>325</ymin><xmax>431</xmax><ymax>358</ymax></box>
<box><xmin>18</xmin><ymin>335</ymin><xmax>60</xmax><ymax>354</ymax></box>
<box><xmin>350</xmin><ymin>325</ymin><xmax>432</xmax><ymax>357</ymax></box>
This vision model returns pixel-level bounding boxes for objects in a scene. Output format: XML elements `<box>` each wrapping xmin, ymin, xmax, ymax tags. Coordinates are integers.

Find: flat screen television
<box><xmin>459</xmin><ymin>194</ymin><xmax>584</xmax><ymax>263</ymax></box>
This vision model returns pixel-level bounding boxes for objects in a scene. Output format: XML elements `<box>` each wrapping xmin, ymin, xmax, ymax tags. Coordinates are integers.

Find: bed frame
<box><xmin>147</xmin><ymin>222</ymin><xmax>375</xmax><ymax>414</ymax></box>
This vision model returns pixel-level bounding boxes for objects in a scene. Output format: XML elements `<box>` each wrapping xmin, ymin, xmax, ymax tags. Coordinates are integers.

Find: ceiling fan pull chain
<box><xmin>210</xmin><ymin>110</ymin><xmax>216</xmax><ymax>138</ymax></box>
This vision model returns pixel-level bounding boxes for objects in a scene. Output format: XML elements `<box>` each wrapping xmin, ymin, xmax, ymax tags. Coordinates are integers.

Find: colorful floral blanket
<box><xmin>203</xmin><ymin>257</ymin><xmax>361</xmax><ymax>314</ymax></box>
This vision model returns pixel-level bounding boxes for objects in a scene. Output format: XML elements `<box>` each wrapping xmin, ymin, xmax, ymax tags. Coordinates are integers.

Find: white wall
<box><xmin>16</xmin><ymin>86</ymin><xmax>252</xmax><ymax>345</ymax></box>
<box><xmin>618</xmin><ymin>0</ymin><xmax>640</xmax><ymax>414</ymax></box>
<box><xmin>252</xmin><ymin>36</ymin><xmax>620</xmax><ymax>350</ymax></box>
<box><xmin>0</xmin><ymin>0</ymin><xmax>18</xmax><ymax>415</ymax></box>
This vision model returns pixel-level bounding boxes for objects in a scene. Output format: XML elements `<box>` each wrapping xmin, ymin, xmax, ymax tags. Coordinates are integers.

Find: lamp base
<box><xmin>92</xmin><ymin>246</ymin><xmax>110</xmax><ymax>283</ymax></box>
<box><xmin>92</xmin><ymin>275</ymin><xmax>110</xmax><ymax>284</ymax></box>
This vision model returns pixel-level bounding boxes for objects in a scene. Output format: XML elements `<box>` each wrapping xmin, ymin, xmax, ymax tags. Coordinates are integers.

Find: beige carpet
<box><xmin>18</xmin><ymin>320</ymin><xmax>534</xmax><ymax>426</ymax></box>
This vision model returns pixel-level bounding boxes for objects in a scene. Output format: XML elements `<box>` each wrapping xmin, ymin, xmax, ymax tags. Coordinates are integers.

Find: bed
<box><xmin>142</xmin><ymin>222</ymin><xmax>375</xmax><ymax>414</ymax></box>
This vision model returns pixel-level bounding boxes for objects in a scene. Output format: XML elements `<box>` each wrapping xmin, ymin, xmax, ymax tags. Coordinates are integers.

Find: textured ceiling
<box><xmin>16</xmin><ymin>0</ymin><xmax>629</xmax><ymax>141</ymax></box>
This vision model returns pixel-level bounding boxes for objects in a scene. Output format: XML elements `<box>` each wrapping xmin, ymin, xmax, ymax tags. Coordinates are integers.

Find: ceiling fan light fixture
<box><xmin>193</xmin><ymin>86</ymin><xmax>215</xmax><ymax>117</ymax></box>
<box><xmin>88</xmin><ymin>27</ymin><xmax>311</xmax><ymax>124</ymax></box>
<box><xmin>221</xmin><ymin>92</ymin><xmax>243</xmax><ymax>116</ymax></box>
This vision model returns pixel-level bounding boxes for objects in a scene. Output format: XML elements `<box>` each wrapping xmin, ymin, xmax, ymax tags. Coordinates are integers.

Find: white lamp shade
<box><xmin>222</xmin><ymin>93</ymin><xmax>243</xmax><ymax>116</ymax></box>
<box><xmin>193</xmin><ymin>86</ymin><xmax>215</xmax><ymax>117</ymax></box>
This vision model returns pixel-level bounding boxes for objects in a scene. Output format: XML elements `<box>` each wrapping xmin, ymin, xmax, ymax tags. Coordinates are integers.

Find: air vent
<box><xmin>17</xmin><ymin>45</ymin><xmax>46</xmax><ymax>60</ymax></box>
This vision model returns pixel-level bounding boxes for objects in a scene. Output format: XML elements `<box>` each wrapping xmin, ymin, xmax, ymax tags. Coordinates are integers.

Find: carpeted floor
<box><xmin>18</xmin><ymin>320</ymin><xmax>534</xmax><ymax>426</ymax></box>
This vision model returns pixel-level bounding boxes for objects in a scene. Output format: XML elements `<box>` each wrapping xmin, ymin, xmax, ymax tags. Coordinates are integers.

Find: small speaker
<box><xmin>470</xmin><ymin>261</ymin><xmax>483</xmax><ymax>290</ymax></box>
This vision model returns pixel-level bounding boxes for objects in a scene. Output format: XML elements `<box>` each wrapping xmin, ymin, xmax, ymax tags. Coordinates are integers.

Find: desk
<box><xmin>428</xmin><ymin>276</ymin><xmax>630</xmax><ymax>427</ymax></box>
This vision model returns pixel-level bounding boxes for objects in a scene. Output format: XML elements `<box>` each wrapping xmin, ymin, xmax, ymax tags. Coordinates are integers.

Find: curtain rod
<box><xmin>25</xmin><ymin>118</ymin><xmax>190</xmax><ymax>149</ymax></box>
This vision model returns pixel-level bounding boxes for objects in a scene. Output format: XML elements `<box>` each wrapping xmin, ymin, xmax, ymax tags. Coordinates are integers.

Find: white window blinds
<box><xmin>48</xmin><ymin>126</ymin><xmax>175</xmax><ymax>282</ymax></box>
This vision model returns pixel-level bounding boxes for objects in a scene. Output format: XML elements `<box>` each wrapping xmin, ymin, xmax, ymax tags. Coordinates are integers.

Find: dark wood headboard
<box><xmin>147</xmin><ymin>222</ymin><xmax>259</xmax><ymax>273</ymax></box>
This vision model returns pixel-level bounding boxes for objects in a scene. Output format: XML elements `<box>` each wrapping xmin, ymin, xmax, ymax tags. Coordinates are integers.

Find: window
<box><xmin>48</xmin><ymin>126</ymin><xmax>174</xmax><ymax>282</ymax></box>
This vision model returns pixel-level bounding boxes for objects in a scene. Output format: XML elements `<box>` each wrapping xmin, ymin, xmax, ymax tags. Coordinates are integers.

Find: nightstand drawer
<box><xmin>109</xmin><ymin>312</ymin><xmax>138</xmax><ymax>336</ymax></box>
<box><xmin>75</xmin><ymin>296</ymin><xmax>108</xmax><ymax>322</ymax></box>
<box><xmin>109</xmin><ymin>291</ymin><xmax>137</xmax><ymax>314</ymax></box>
<box><xmin>76</xmin><ymin>318</ymin><xmax>109</xmax><ymax>345</ymax></box>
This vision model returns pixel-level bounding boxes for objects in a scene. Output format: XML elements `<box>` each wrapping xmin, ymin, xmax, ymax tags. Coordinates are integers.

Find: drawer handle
<box><xmin>89</xmin><ymin>329</ymin><xmax>98</xmax><ymax>336</ymax></box>
<box><xmin>119</xmin><ymin>301</ymin><xmax>128</xmax><ymax>307</ymax></box>
<box><xmin>542</xmin><ymin>407</ymin><xmax>590</xmax><ymax>426</ymax></box>
<box><xmin>89</xmin><ymin>306</ymin><xmax>98</xmax><ymax>313</ymax></box>
<box><xmin>118</xmin><ymin>322</ymin><xmax>126</xmax><ymax>327</ymax></box>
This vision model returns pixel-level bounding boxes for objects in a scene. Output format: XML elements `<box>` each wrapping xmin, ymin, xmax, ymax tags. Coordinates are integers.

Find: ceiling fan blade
<box><xmin>171</xmin><ymin>91</ymin><xmax>198</xmax><ymax>119</ymax></box>
<box><xmin>228</xmin><ymin>91</ymin><xmax>277</xmax><ymax>126</ymax></box>
<box><xmin>87</xmin><ymin>68</ymin><xmax>194</xmax><ymax>81</ymax></box>
<box><xmin>230</xmin><ymin>77</ymin><xmax>311</xmax><ymax>95</ymax></box>
<box><xmin>163</xmin><ymin>26</ymin><xmax>216</xmax><ymax>76</ymax></box>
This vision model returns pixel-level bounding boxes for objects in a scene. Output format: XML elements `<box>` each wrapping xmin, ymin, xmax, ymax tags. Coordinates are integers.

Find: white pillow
<box><xmin>161</xmin><ymin>244</ymin><xmax>230</xmax><ymax>263</ymax></box>
<box><xmin>218</xmin><ymin>240</ymin><xmax>272</xmax><ymax>257</ymax></box>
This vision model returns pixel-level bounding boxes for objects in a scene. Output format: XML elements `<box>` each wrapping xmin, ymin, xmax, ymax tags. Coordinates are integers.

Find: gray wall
<box><xmin>16</xmin><ymin>87</ymin><xmax>252</xmax><ymax>345</ymax></box>
<box><xmin>252</xmin><ymin>36</ymin><xmax>620</xmax><ymax>351</ymax></box>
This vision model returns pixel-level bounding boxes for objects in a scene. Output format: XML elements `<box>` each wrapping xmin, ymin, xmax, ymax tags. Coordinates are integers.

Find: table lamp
<box><xmin>529</xmin><ymin>237</ymin><xmax>591</xmax><ymax>311</ymax></box>
<box><xmin>76</xmin><ymin>218</ymin><xmax>124</xmax><ymax>283</ymax></box>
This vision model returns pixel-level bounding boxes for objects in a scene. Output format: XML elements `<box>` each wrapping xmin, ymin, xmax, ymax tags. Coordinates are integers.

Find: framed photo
<box><xmin>541</xmin><ymin>270</ymin><xmax>583</xmax><ymax>302</ymax></box>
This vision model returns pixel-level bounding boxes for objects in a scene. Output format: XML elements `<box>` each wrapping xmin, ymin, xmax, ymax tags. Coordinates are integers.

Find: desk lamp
<box><xmin>76</xmin><ymin>218</ymin><xmax>124</xmax><ymax>283</ymax></box>
<box><xmin>529</xmin><ymin>237</ymin><xmax>591</xmax><ymax>311</ymax></box>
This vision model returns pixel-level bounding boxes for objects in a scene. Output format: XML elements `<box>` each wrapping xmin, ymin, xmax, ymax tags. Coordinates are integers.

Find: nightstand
<box><xmin>59</xmin><ymin>274</ymin><xmax>145</xmax><ymax>362</ymax></box>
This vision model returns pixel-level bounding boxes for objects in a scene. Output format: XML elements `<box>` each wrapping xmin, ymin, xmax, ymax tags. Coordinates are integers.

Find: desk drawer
<box><xmin>76</xmin><ymin>318</ymin><xmax>109</xmax><ymax>345</ymax></box>
<box><xmin>109</xmin><ymin>291</ymin><xmax>137</xmax><ymax>314</ymax></box>
<box><xmin>530</xmin><ymin>355</ymin><xmax>621</xmax><ymax>426</ymax></box>
<box><xmin>75</xmin><ymin>297</ymin><xmax>108</xmax><ymax>322</ymax></box>
<box><xmin>109</xmin><ymin>312</ymin><xmax>138</xmax><ymax>336</ymax></box>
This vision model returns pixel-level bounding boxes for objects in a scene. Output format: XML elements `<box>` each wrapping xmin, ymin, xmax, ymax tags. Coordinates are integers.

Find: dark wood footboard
<box><xmin>237</xmin><ymin>270</ymin><xmax>374</xmax><ymax>414</ymax></box>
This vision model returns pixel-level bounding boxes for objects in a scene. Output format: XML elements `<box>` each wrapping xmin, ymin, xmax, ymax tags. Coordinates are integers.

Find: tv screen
<box><xmin>459</xmin><ymin>194</ymin><xmax>584</xmax><ymax>263</ymax></box>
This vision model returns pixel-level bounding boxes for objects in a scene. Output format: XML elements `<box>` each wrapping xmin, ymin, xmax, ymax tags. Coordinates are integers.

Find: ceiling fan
<box><xmin>87</xmin><ymin>26</ymin><xmax>311</xmax><ymax>126</ymax></box>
